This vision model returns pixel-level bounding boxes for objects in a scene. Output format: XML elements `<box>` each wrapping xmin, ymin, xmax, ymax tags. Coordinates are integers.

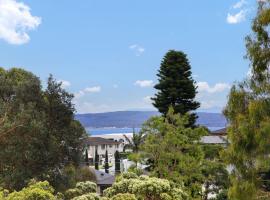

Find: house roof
<box><xmin>201</xmin><ymin>136</ymin><xmax>227</xmax><ymax>144</ymax></box>
<box><xmin>94</xmin><ymin>170</ymin><xmax>115</xmax><ymax>185</ymax></box>
<box><xmin>211</xmin><ymin>128</ymin><xmax>227</xmax><ymax>135</ymax></box>
<box><xmin>85</xmin><ymin>137</ymin><xmax>121</xmax><ymax>146</ymax></box>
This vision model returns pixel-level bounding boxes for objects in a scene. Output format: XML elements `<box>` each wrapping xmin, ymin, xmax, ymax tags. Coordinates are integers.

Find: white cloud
<box><xmin>74</xmin><ymin>86</ymin><xmax>101</xmax><ymax>99</ymax></box>
<box><xmin>197</xmin><ymin>82</ymin><xmax>230</xmax><ymax>93</ymax></box>
<box><xmin>57</xmin><ymin>80</ymin><xmax>71</xmax><ymax>89</ymax></box>
<box><xmin>134</xmin><ymin>80</ymin><xmax>154</xmax><ymax>88</ymax></box>
<box><xmin>0</xmin><ymin>0</ymin><xmax>41</xmax><ymax>45</ymax></box>
<box><xmin>227</xmin><ymin>10</ymin><xmax>246</xmax><ymax>24</ymax></box>
<box><xmin>200</xmin><ymin>100</ymin><xmax>224</xmax><ymax>110</ymax></box>
<box><xmin>129</xmin><ymin>44</ymin><xmax>145</xmax><ymax>56</ymax></box>
<box><xmin>75</xmin><ymin>102</ymin><xmax>110</xmax><ymax>113</ymax></box>
<box><xmin>74</xmin><ymin>91</ymin><xmax>85</xmax><ymax>99</ymax></box>
<box><xmin>143</xmin><ymin>96</ymin><xmax>153</xmax><ymax>104</ymax></box>
<box><xmin>84</xmin><ymin>86</ymin><xmax>101</xmax><ymax>93</ymax></box>
<box><xmin>232</xmin><ymin>0</ymin><xmax>247</xmax><ymax>9</ymax></box>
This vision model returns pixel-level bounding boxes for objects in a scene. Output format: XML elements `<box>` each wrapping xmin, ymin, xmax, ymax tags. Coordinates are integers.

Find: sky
<box><xmin>0</xmin><ymin>0</ymin><xmax>259</xmax><ymax>113</ymax></box>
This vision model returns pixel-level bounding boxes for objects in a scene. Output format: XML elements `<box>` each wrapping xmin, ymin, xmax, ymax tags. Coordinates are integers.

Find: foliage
<box><xmin>105</xmin><ymin>150</ymin><xmax>109</xmax><ymax>173</ymax></box>
<box><xmin>71</xmin><ymin>193</ymin><xmax>100</xmax><ymax>200</ymax></box>
<box><xmin>118</xmin><ymin>152</ymin><xmax>131</xmax><ymax>159</ymax></box>
<box><xmin>1</xmin><ymin>181</ymin><xmax>55</xmax><ymax>200</ymax></box>
<box><xmin>115</xmin><ymin>151</ymin><xmax>121</xmax><ymax>174</ymax></box>
<box><xmin>54</xmin><ymin>164</ymin><xmax>96</xmax><ymax>192</ymax></box>
<box><xmin>65</xmin><ymin>181</ymin><xmax>97</xmax><ymax>200</ymax></box>
<box><xmin>110</xmin><ymin>193</ymin><xmax>137</xmax><ymax>200</ymax></box>
<box><xmin>0</xmin><ymin>68</ymin><xmax>87</xmax><ymax>190</ymax></box>
<box><xmin>95</xmin><ymin>149</ymin><xmax>99</xmax><ymax>170</ymax></box>
<box><xmin>123</xmin><ymin>130</ymin><xmax>144</xmax><ymax>153</ymax></box>
<box><xmin>104</xmin><ymin>173</ymin><xmax>189</xmax><ymax>200</ymax></box>
<box><xmin>127</xmin><ymin>164</ymin><xmax>144</xmax><ymax>176</ymax></box>
<box><xmin>223</xmin><ymin>82</ymin><xmax>270</xmax><ymax>199</ymax></box>
<box><xmin>201</xmin><ymin>145</ymin><xmax>229</xmax><ymax>200</ymax></box>
<box><xmin>141</xmin><ymin>107</ymin><xmax>207</xmax><ymax>198</ymax></box>
<box><xmin>223</xmin><ymin>1</ymin><xmax>270</xmax><ymax>199</ymax></box>
<box><xmin>127</xmin><ymin>153</ymin><xmax>142</xmax><ymax>169</ymax></box>
<box><xmin>152</xmin><ymin>50</ymin><xmax>200</xmax><ymax>127</ymax></box>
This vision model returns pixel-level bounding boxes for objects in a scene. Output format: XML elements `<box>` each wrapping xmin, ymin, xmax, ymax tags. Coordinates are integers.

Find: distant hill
<box><xmin>75</xmin><ymin>111</ymin><xmax>227</xmax><ymax>128</ymax></box>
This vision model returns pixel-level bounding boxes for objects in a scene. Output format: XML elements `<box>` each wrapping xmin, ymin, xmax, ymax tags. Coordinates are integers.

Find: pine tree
<box><xmin>152</xmin><ymin>50</ymin><xmax>199</xmax><ymax>127</ymax></box>
<box><xmin>105</xmin><ymin>150</ymin><xmax>109</xmax><ymax>174</ymax></box>
<box><xmin>94</xmin><ymin>148</ymin><xmax>99</xmax><ymax>170</ymax></box>
<box><xmin>114</xmin><ymin>151</ymin><xmax>121</xmax><ymax>174</ymax></box>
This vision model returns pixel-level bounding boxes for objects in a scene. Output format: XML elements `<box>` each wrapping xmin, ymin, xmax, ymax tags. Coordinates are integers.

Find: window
<box><xmin>109</xmin><ymin>145</ymin><xmax>112</xmax><ymax>148</ymax></box>
<box><xmin>101</xmin><ymin>144</ymin><xmax>105</xmax><ymax>149</ymax></box>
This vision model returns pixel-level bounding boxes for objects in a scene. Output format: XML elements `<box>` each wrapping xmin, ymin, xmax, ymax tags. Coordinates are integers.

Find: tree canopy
<box><xmin>224</xmin><ymin>1</ymin><xmax>270</xmax><ymax>199</ymax></box>
<box><xmin>141</xmin><ymin>108</ymin><xmax>207</xmax><ymax>198</ymax></box>
<box><xmin>0</xmin><ymin>68</ymin><xmax>87</xmax><ymax>190</ymax></box>
<box><xmin>152</xmin><ymin>50</ymin><xmax>199</xmax><ymax>127</ymax></box>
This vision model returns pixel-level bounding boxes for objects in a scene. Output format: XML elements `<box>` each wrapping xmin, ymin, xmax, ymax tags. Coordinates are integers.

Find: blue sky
<box><xmin>0</xmin><ymin>0</ymin><xmax>257</xmax><ymax>113</ymax></box>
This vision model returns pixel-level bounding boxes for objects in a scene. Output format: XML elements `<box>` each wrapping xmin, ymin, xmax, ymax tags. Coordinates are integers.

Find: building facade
<box><xmin>85</xmin><ymin>137</ymin><xmax>124</xmax><ymax>165</ymax></box>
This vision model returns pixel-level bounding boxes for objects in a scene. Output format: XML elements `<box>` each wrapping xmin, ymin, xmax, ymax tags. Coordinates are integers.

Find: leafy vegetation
<box><xmin>152</xmin><ymin>50</ymin><xmax>200</xmax><ymax>127</ymax></box>
<box><xmin>223</xmin><ymin>1</ymin><xmax>270</xmax><ymax>199</ymax></box>
<box><xmin>3</xmin><ymin>1</ymin><xmax>270</xmax><ymax>199</ymax></box>
<box><xmin>104</xmin><ymin>172</ymin><xmax>189</xmax><ymax>200</ymax></box>
<box><xmin>0</xmin><ymin>68</ymin><xmax>87</xmax><ymax>191</ymax></box>
<box><xmin>141</xmin><ymin>107</ymin><xmax>207</xmax><ymax>198</ymax></box>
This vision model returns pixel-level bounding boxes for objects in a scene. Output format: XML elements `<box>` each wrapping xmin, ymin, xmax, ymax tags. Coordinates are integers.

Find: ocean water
<box><xmin>87</xmin><ymin>126</ymin><xmax>224</xmax><ymax>135</ymax></box>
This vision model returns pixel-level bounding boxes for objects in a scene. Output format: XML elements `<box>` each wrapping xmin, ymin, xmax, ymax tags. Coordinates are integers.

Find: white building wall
<box><xmin>87</xmin><ymin>143</ymin><xmax>124</xmax><ymax>160</ymax></box>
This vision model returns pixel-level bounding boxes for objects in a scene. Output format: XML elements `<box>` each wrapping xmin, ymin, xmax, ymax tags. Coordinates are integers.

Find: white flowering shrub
<box><xmin>71</xmin><ymin>193</ymin><xmax>100</xmax><ymax>200</ymax></box>
<box><xmin>110</xmin><ymin>193</ymin><xmax>137</xmax><ymax>200</ymax></box>
<box><xmin>65</xmin><ymin>181</ymin><xmax>97</xmax><ymax>199</ymax></box>
<box><xmin>75</xmin><ymin>182</ymin><xmax>97</xmax><ymax>194</ymax></box>
<box><xmin>104</xmin><ymin>173</ymin><xmax>189</xmax><ymax>200</ymax></box>
<box><xmin>2</xmin><ymin>181</ymin><xmax>55</xmax><ymax>200</ymax></box>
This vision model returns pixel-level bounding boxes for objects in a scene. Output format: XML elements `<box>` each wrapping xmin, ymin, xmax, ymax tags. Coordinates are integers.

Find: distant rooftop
<box><xmin>85</xmin><ymin>137</ymin><xmax>120</xmax><ymax>146</ymax></box>
<box><xmin>201</xmin><ymin>136</ymin><xmax>227</xmax><ymax>144</ymax></box>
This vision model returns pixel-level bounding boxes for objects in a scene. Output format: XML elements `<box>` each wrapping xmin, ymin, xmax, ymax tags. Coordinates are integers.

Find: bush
<box><xmin>65</xmin><ymin>188</ymin><xmax>82</xmax><ymax>200</ymax></box>
<box><xmin>127</xmin><ymin>165</ymin><xmax>143</xmax><ymax>176</ymax></box>
<box><xmin>71</xmin><ymin>193</ymin><xmax>100</xmax><ymax>200</ymax></box>
<box><xmin>118</xmin><ymin>172</ymin><xmax>138</xmax><ymax>180</ymax></box>
<box><xmin>65</xmin><ymin>181</ymin><xmax>97</xmax><ymax>200</ymax></box>
<box><xmin>104</xmin><ymin>173</ymin><xmax>189</xmax><ymax>200</ymax></box>
<box><xmin>55</xmin><ymin>165</ymin><xmax>97</xmax><ymax>192</ymax></box>
<box><xmin>75</xmin><ymin>181</ymin><xmax>97</xmax><ymax>194</ymax></box>
<box><xmin>4</xmin><ymin>181</ymin><xmax>55</xmax><ymax>200</ymax></box>
<box><xmin>110</xmin><ymin>193</ymin><xmax>137</xmax><ymax>200</ymax></box>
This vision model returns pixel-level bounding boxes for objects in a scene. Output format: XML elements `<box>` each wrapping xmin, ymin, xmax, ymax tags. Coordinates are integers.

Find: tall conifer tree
<box><xmin>105</xmin><ymin>150</ymin><xmax>109</xmax><ymax>174</ymax></box>
<box><xmin>114</xmin><ymin>150</ymin><xmax>121</xmax><ymax>174</ymax></box>
<box><xmin>152</xmin><ymin>50</ymin><xmax>199</xmax><ymax>127</ymax></box>
<box><xmin>94</xmin><ymin>148</ymin><xmax>99</xmax><ymax>170</ymax></box>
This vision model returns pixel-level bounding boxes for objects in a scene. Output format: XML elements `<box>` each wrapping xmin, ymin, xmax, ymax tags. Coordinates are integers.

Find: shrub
<box><xmin>104</xmin><ymin>173</ymin><xmax>188</xmax><ymax>200</ymax></box>
<box><xmin>110</xmin><ymin>193</ymin><xmax>137</xmax><ymax>200</ymax></box>
<box><xmin>75</xmin><ymin>181</ymin><xmax>97</xmax><ymax>194</ymax></box>
<box><xmin>65</xmin><ymin>181</ymin><xmax>97</xmax><ymax>200</ymax></box>
<box><xmin>4</xmin><ymin>181</ymin><xmax>55</xmax><ymax>200</ymax></box>
<box><xmin>71</xmin><ymin>193</ymin><xmax>100</xmax><ymax>200</ymax></box>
